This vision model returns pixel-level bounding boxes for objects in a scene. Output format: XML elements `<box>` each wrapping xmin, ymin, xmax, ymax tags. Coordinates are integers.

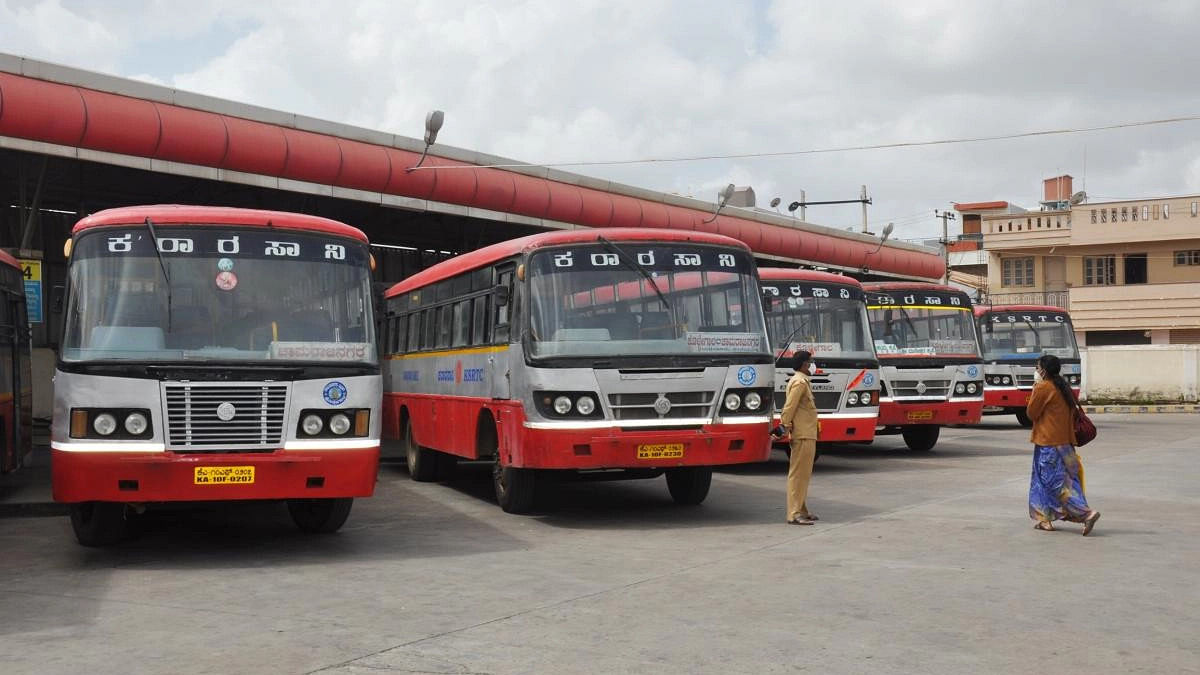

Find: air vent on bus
<box><xmin>164</xmin><ymin>382</ymin><xmax>289</xmax><ymax>451</ymax></box>
<box><xmin>608</xmin><ymin>391</ymin><xmax>714</xmax><ymax>420</ymax></box>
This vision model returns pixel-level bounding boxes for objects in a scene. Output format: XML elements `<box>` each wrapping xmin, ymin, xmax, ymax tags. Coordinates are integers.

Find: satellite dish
<box><xmin>1069</xmin><ymin>191</ymin><xmax>1087</xmax><ymax>205</ymax></box>
<box><xmin>770</xmin><ymin>197</ymin><xmax>781</xmax><ymax>208</ymax></box>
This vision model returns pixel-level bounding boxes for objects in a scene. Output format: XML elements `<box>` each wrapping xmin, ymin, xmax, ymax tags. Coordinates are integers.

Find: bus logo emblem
<box><xmin>323</xmin><ymin>381</ymin><xmax>348</xmax><ymax>406</ymax></box>
<box><xmin>737</xmin><ymin>366</ymin><xmax>757</xmax><ymax>386</ymax></box>
<box><xmin>216</xmin><ymin>402</ymin><xmax>237</xmax><ymax>421</ymax></box>
<box><xmin>653</xmin><ymin>396</ymin><xmax>672</xmax><ymax>416</ymax></box>
<box><xmin>916</xmin><ymin>382</ymin><xmax>928</xmax><ymax>395</ymax></box>
<box><xmin>967</xmin><ymin>365</ymin><xmax>979</xmax><ymax>378</ymax></box>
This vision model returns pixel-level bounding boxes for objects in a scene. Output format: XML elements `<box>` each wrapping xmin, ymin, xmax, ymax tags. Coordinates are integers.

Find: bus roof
<box><xmin>862</xmin><ymin>281</ymin><xmax>964</xmax><ymax>294</ymax></box>
<box><xmin>758</xmin><ymin>267</ymin><xmax>863</xmax><ymax>288</ymax></box>
<box><xmin>385</xmin><ymin>228</ymin><xmax>751</xmax><ymax>299</ymax></box>
<box><xmin>973</xmin><ymin>304</ymin><xmax>1068</xmax><ymax>317</ymax></box>
<box><xmin>0</xmin><ymin>249</ymin><xmax>19</xmax><ymax>270</ymax></box>
<box><xmin>71</xmin><ymin>205</ymin><xmax>368</xmax><ymax>243</ymax></box>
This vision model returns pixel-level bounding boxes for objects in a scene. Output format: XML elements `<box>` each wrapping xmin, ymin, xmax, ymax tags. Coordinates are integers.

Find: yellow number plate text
<box><xmin>906</xmin><ymin>410</ymin><xmax>934</xmax><ymax>421</ymax></box>
<box><xmin>194</xmin><ymin>466</ymin><xmax>255</xmax><ymax>485</ymax></box>
<box><xmin>637</xmin><ymin>443</ymin><xmax>685</xmax><ymax>460</ymax></box>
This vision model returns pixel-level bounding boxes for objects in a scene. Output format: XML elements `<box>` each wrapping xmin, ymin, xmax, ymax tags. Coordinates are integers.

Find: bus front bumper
<box><xmin>984</xmin><ymin>387</ymin><xmax>1032</xmax><ymax>409</ymax></box>
<box><xmin>513</xmin><ymin>419</ymin><xmax>772</xmax><ymax>469</ymax></box>
<box><xmin>771</xmin><ymin>413</ymin><xmax>878</xmax><ymax>443</ymax></box>
<box><xmin>877</xmin><ymin>400</ymin><xmax>983</xmax><ymax>426</ymax></box>
<box><xmin>51</xmin><ymin>444</ymin><xmax>380</xmax><ymax>503</ymax></box>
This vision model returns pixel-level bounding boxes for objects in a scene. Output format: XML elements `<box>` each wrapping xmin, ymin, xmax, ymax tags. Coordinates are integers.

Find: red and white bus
<box><xmin>380</xmin><ymin>228</ymin><xmax>774</xmax><ymax>513</ymax></box>
<box><xmin>53</xmin><ymin>205</ymin><xmax>380</xmax><ymax>545</ymax></box>
<box><xmin>759</xmin><ymin>269</ymin><xmax>879</xmax><ymax>446</ymax></box>
<box><xmin>0</xmin><ymin>250</ymin><xmax>33</xmax><ymax>474</ymax></box>
<box><xmin>863</xmin><ymin>282</ymin><xmax>984</xmax><ymax>451</ymax></box>
<box><xmin>974</xmin><ymin>304</ymin><xmax>1081</xmax><ymax>426</ymax></box>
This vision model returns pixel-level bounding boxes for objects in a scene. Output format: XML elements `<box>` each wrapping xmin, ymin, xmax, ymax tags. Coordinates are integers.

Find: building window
<box><xmin>1100</xmin><ymin>209</ymin><xmax>1107</xmax><ymax>223</ymax></box>
<box><xmin>1153</xmin><ymin>204</ymin><xmax>1160</xmax><ymax>220</ymax></box>
<box><xmin>1121</xmin><ymin>207</ymin><xmax>1128</xmax><ymax>221</ymax></box>
<box><xmin>1124</xmin><ymin>253</ymin><xmax>1148</xmax><ymax>284</ymax></box>
<box><xmin>1142</xmin><ymin>205</ymin><xmax>1150</xmax><ymax>220</ymax></box>
<box><xmin>1083</xmin><ymin>256</ymin><xmax>1116</xmax><ymax>286</ymax></box>
<box><xmin>1090</xmin><ymin>209</ymin><xmax>1097</xmax><ymax>223</ymax></box>
<box><xmin>1192</xmin><ymin>201</ymin><xmax>1198</xmax><ymax>217</ymax></box>
<box><xmin>1002</xmin><ymin>257</ymin><xmax>1035</xmax><ymax>287</ymax></box>
<box><xmin>1163</xmin><ymin>203</ymin><xmax>1170</xmax><ymax>219</ymax></box>
<box><xmin>1131</xmin><ymin>207</ymin><xmax>1139</xmax><ymax>222</ymax></box>
<box><xmin>1176</xmin><ymin>250</ymin><xmax>1200</xmax><ymax>266</ymax></box>
<box><xmin>1111</xmin><ymin>208</ymin><xmax>1118</xmax><ymax>222</ymax></box>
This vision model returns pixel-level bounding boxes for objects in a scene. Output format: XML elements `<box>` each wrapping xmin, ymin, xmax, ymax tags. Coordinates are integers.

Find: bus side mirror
<box><xmin>51</xmin><ymin>284</ymin><xmax>65</xmax><ymax>314</ymax></box>
<box><xmin>494</xmin><ymin>285</ymin><xmax>511</xmax><ymax>307</ymax></box>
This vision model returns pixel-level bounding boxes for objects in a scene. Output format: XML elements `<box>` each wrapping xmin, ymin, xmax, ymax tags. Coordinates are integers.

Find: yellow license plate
<box><xmin>637</xmin><ymin>443</ymin><xmax>685</xmax><ymax>460</ymax></box>
<box><xmin>194</xmin><ymin>466</ymin><xmax>255</xmax><ymax>485</ymax></box>
<box><xmin>906</xmin><ymin>410</ymin><xmax>934</xmax><ymax>421</ymax></box>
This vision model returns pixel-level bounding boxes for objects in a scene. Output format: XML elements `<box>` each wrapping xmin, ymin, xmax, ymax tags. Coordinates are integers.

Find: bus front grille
<box><xmin>164</xmin><ymin>382</ymin><xmax>289</xmax><ymax>450</ymax></box>
<box><xmin>1015</xmin><ymin>374</ymin><xmax>1036</xmax><ymax>388</ymax></box>
<box><xmin>773</xmin><ymin>390</ymin><xmax>840</xmax><ymax>411</ymax></box>
<box><xmin>608</xmin><ymin>391</ymin><xmax>715</xmax><ymax>420</ymax></box>
<box><xmin>889</xmin><ymin>380</ymin><xmax>951</xmax><ymax>398</ymax></box>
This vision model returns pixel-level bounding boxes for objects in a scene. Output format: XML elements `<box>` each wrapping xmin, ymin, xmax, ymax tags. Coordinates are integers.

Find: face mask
<box><xmin>1034</xmin><ymin>370</ymin><xmax>1044</xmax><ymax>383</ymax></box>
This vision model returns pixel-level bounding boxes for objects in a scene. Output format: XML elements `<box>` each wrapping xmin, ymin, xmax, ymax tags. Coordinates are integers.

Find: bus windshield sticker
<box><xmin>270</xmin><ymin>342</ymin><xmax>373</xmax><ymax>361</ymax></box>
<box><xmin>763</xmin><ymin>283</ymin><xmax>863</xmax><ymax>301</ymax></box>
<box><xmin>217</xmin><ymin>257</ymin><xmax>234</xmax><ymax>272</ymax></box>
<box><xmin>685</xmin><ymin>332</ymin><xmax>763</xmax><ymax>353</ymax></box>
<box><xmin>215</xmin><ymin>271</ymin><xmax>238</xmax><ymax>291</ymax></box>
<box><xmin>782</xmin><ymin>341</ymin><xmax>841</xmax><ymax>358</ymax></box>
<box><xmin>930</xmin><ymin>339</ymin><xmax>977</xmax><ymax>355</ymax></box>
<box><xmin>76</xmin><ymin>228</ymin><xmax>366</xmax><ymax>265</ymax></box>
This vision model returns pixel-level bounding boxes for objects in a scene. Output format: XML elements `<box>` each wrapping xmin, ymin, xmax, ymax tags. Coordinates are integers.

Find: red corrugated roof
<box><xmin>385</xmin><ymin>228</ymin><xmax>748</xmax><ymax>298</ymax></box>
<box><xmin>71</xmin><ymin>204</ymin><xmax>368</xmax><ymax>242</ymax></box>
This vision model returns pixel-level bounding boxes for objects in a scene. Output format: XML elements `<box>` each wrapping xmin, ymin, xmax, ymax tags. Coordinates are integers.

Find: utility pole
<box><xmin>860</xmin><ymin>185</ymin><xmax>869</xmax><ymax>233</ymax></box>
<box><xmin>799</xmin><ymin>189</ymin><xmax>806</xmax><ymax>221</ymax></box>
<box><xmin>935</xmin><ymin>209</ymin><xmax>957</xmax><ymax>284</ymax></box>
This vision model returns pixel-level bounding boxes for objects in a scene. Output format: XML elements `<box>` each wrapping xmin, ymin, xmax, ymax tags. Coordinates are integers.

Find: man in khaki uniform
<box><xmin>779</xmin><ymin>350</ymin><xmax>819</xmax><ymax>524</ymax></box>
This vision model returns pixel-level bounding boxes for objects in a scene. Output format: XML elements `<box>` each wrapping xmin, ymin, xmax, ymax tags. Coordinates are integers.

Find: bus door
<box><xmin>490</xmin><ymin>263</ymin><xmax>516</xmax><ymax>401</ymax></box>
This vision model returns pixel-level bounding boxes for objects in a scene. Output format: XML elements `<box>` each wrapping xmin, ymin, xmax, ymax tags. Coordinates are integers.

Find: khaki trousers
<box><xmin>786</xmin><ymin>437</ymin><xmax>816</xmax><ymax>522</ymax></box>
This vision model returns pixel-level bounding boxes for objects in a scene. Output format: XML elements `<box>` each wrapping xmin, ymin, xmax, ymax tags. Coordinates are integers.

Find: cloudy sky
<box><xmin>3</xmin><ymin>0</ymin><xmax>1200</xmax><ymax>239</ymax></box>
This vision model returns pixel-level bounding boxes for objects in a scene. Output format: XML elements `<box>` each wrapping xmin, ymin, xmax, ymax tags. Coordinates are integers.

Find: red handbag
<box><xmin>1073</xmin><ymin>407</ymin><xmax>1097</xmax><ymax>447</ymax></box>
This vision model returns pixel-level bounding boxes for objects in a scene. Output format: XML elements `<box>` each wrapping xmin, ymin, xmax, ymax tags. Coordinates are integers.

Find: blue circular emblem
<box><xmin>737</xmin><ymin>366</ymin><xmax>757</xmax><ymax>386</ymax></box>
<box><xmin>863</xmin><ymin>373</ymin><xmax>876</xmax><ymax>387</ymax></box>
<box><xmin>967</xmin><ymin>365</ymin><xmax>979</xmax><ymax>378</ymax></box>
<box><xmin>323</xmin><ymin>381</ymin><xmax>348</xmax><ymax>406</ymax></box>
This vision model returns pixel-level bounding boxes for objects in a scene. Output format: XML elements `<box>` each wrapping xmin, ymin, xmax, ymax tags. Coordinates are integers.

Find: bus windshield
<box><xmin>762</xmin><ymin>283</ymin><xmax>874</xmax><ymax>362</ymax></box>
<box><xmin>868</xmin><ymin>305</ymin><xmax>979</xmax><ymax>358</ymax></box>
<box><xmin>527</xmin><ymin>243</ymin><xmax>768</xmax><ymax>359</ymax></box>
<box><xmin>978</xmin><ymin>312</ymin><xmax>1078</xmax><ymax>361</ymax></box>
<box><xmin>62</xmin><ymin>227</ymin><xmax>376</xmax><ymax>364</ymax></box>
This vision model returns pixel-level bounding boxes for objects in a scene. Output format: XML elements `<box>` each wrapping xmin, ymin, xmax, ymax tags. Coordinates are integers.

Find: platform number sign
<box><xmin>19</xmin><ymin>259</ymin><xmax>42</xmax><ymax>323</ymax></box>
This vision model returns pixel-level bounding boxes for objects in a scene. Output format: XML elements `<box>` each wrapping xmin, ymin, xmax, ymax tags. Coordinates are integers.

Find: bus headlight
<box><xmin>724</xmin><ymin>392</ymin><xmax>742</xmax><ymax>411</ymax></box>
<box><xmin>955</xmin><ymin>383</ymin><xmax>966</xmax><ymax>395</ymax></box>
<box><xmin>329</xmin><ymin>413</ymin><xmax>352</xmax><ymax>436</ymax></box>
<box><xmin>124</xmin><ymin>412</ymin><xmax>148</xmax><ymax>435</ymax></box>
<box><xmin>847</xmin><ymin>392</ymin><xmax>860</xmax><ymax>405</ymax></box>
<box><xmin>92</xmin><ymin>413</ymin><xmax>118</xmax><ymax>436</ymax></box>
<box><xmin>301</xmin><ymin>414</ymin><xmax>324</xmax><ymax>436</ymax></box>
<box><xmin>553</xmin><ymin>396</ymin><xmax>573</xmax><ymax>415</ymax></box>
<box><xmin>744</xmin><ymin>391</ymin><xmax>763</xmax><ymax>411</ymax></box>
<box><xmin>967</xmin><ymin>383</ymin><xmax>978</xmax><ymax>394</ymax></box>
<box><xmin>1003</xmin><ymin>376</ymin><xmax>1012</xmax><ymax>385</ymax></box>
<box><xmin>575</xmin><ymin>396</ymin><xmax>596</xmax><ymax>416</ymax></box>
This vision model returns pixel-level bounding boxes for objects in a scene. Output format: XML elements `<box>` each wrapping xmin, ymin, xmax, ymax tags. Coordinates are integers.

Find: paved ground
<box><xmin>1</xmin><ymin>415</ymin><xmax>1197</xmax><ymax>674</ymax></box>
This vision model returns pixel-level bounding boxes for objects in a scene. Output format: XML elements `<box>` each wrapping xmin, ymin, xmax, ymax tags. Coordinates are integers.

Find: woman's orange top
<box><xmin>1026</xmin><ymin>379</ymin><xmax>1077</xmax><ymax>446</ymax></box>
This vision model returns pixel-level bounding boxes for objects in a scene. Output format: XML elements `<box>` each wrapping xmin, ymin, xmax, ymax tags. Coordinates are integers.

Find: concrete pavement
<box><xmin>0</xmin><ymin>415</ymin><xmax>1197</xmax><ymax>674</ymax></box>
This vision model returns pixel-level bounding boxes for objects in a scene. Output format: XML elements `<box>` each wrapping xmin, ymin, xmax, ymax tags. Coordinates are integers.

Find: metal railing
<box><xmin>979</xmin><ymin>291</ymin><xmax>1069</xmax><ymax>309</ymax></box>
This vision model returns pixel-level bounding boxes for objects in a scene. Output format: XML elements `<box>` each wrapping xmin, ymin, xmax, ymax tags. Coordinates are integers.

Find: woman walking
<box><xmin>1026</xmin><ymin>354</ymin><xmax>1100</xmax><ymax>535</ymax></box>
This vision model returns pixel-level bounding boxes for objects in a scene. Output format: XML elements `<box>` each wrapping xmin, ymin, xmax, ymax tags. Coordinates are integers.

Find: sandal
<box><xmin>787</xmin><ymin>518</ymin><xmax>813</xmax><ymax>526</ymax></box>
<box><xmin>1034</xmin><ymin>521</ymin><xmax>1055</xmax><ymax>532</ymax></box>
<box><xmin>801</xmin><ymin>513</ymin><xmax>819</xmax><ymax>521</ymax></box>
<box><xmin>1082</xmin><ymin>511</ymin><xmax>1100</xmax><ymax>536</ymax></box>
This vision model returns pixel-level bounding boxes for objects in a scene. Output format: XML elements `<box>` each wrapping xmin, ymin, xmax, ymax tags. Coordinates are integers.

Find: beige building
<box><xmin>978</xmin><ymin>176</ymin><xmax>1200</xmax><ymax>346</ymax></box>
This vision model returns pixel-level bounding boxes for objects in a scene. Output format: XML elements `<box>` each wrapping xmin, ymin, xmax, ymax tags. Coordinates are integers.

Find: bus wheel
<box><xmin>1014</xmin><ymin>409</ymin><xmax>1033</xmax><ymax>428</ymax></box>
<box><xmin>404</xmin><ymin>423</ymin><xmax>437</xmax><ymax>482</ymax></box>
<box><xmin>666</xmin><ymin>466</ymin><xmax>712</xmax><ymax>506</ymax></box>
<box><xmin>493</xmin><ymin>459</ymin><xmax>535</xmax><ymax>514</ymax></box>
<box><xmin>69</xmin><ymin>502</ymin><xmax>127</xmax><ymax>547</ymax></box>
<box><xmin>288</xmin><ymin>498</ymin><xmax>354</xmax><ymax>533</ymax></box>
<box><xmin>902</xmin><ymin>426</ymin><xmax>940</xmax><ymax>452</ymax></box>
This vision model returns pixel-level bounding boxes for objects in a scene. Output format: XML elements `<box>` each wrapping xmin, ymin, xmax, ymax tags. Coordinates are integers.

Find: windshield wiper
<box><xmin>144</xmin><ymin>217</ymin><xmax>173</xmax><ymax>331</ymax></box>
<box><xmin>774</xmin><ymin>322</ymin><xmax>814</xmax><ymax>367</ymax></box>
<box><xmin>596</xmin><ymin>236</ymin><xmax>677</xmax><ymax>333</ymax></box>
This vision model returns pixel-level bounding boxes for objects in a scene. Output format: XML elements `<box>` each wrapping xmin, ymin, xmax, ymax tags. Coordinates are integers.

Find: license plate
<box><xmin>194</xmin><ymin>466</ymin><xmax>255</xmax><ymax>485</ymax></box>
<box><xmin>906</xmin><ymin>410</ymin><xmax>934</xmax><ymax>421</ymax></box>
<box><xmin>637</xmin><ymin>443</ymin><xmax>685</xmax><ymax>460</ymax></box>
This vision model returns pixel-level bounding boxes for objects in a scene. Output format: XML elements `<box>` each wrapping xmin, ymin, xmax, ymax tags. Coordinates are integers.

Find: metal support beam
<box><xmin>20</xmin><ymin>156</ymin><xmax>48</xmax><ymax>250</ymax></box>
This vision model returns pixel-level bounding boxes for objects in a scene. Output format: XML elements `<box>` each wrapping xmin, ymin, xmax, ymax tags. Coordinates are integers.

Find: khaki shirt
<box><xmin>780</xmin><ymin>371</ymin><xmax>819</xmax><ymax>440</ymax></box>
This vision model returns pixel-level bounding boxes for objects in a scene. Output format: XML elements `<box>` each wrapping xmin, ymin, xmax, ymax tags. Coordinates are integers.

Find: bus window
<box><xmin>407</xmin><ymin>312</ymin><xmax>421</xmax><ymax>352</ymax></box>
<box><xmin>473</xmin><ymin>296</ymin><xmax>490</xmax><ymax>345</ymax></box>
<box><xmin>452</xmin><ymin>301</ymin><xmax>470</xmax><ymax>347</ymax></box>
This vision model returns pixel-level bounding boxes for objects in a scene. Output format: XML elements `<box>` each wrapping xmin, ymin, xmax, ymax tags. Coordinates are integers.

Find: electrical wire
<box><xmin>410</xmin><ymin>114</ymin><xmax>1200</xmax><ymax>171</ymax></box>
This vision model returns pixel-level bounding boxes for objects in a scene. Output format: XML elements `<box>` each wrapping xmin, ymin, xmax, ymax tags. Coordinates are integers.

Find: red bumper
<box><xmin>771</xmin><ymin>414</ymin><xmax>878</xmax><ymax>443</ymax></box>
<box><xmin>984</xmin><ymin>388</ymin><xmax>1032</xmax><ymax>409</ymax></box>
<box><xmin>511</xmin><ymin>423</ymin><xmax>771</xmax><ymax>469</ymax></box>
<box><xmin>878</xmin><ymin>400</ymin><xmax>983</xmax><ymax>426</ymax></box>
<box><xmin>52</xmin><ymin>447</ymin><xmax>379</xmax><ymax>503</ymax></box>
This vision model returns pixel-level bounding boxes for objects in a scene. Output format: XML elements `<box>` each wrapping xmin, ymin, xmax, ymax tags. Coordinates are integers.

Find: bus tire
<box><xmin>493</xmin><ymin>459</ymin><xmax>535</xmax><ymax>514</ymax></box>
<box><xmin>69</xmin><ymin>502</ymin><xmax>127</xmax><ymax>547</ymax></box>
<box><xmin>666</xmin><ymin>466</ymin><xmax>712</xmax><ymax>506</ymax></box>
<box><xmin>404</xmin><ymin>422</ymin><xmax>437</xmax><ymax>482</ymax></box>
<box><xmin>288</xmin><ymin>498</ymin><xmax>354</xmax><ymax>533</ymax></box>
<box><xmin>902</xmin><ymin>426</ymin><xmax>940</xmax><ymax>452</ymax></box>
<box><xmin>436</xmin><ymin>452</ymin><xmax>458</xmax><ymax>481</ymax></box>
<box><xmin>1014</xmin><ymin>408</ymin><xmax>1033</xmax><ymax>428</ymax></box>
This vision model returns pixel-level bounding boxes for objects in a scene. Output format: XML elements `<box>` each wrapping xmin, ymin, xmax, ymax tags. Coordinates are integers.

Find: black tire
<box><xmin>404</xmin><ymin>422</ymin><xmax>437</xmax><ymax>482</ymax></box>
<box><xmin>493</xmin><ymin>458</ymin><xmax>535</xmax><ymax>514</ymax></box>
<box><xmin>902</xmin><ymin>425</ymin><xmax>940</xmax><ymax>452</ymax></box>
<box><xmin>287</xmin><ymin>498</ymin><xmax>354</xmax><ymax>533</ymax></box>
<box><xmin>665</xmin><ymin>466</ymin><xmax>712</xmax><ymax>505</ymax></box>
<box><xmin>1014</xmin><ymin>409</ymin><xmax>1033</xmax><ymax>428</ymax></box>
<box><xmin>69</xmin><ymin>502</ymin><xmax>127</xmax><ymax>547</ymax></box>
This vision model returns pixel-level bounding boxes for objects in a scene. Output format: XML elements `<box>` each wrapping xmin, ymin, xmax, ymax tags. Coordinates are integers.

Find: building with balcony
<box><xmin>971</xmin><ymin>175</ymin><xmax>1200</xmax><ymax>346</ymax></box>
